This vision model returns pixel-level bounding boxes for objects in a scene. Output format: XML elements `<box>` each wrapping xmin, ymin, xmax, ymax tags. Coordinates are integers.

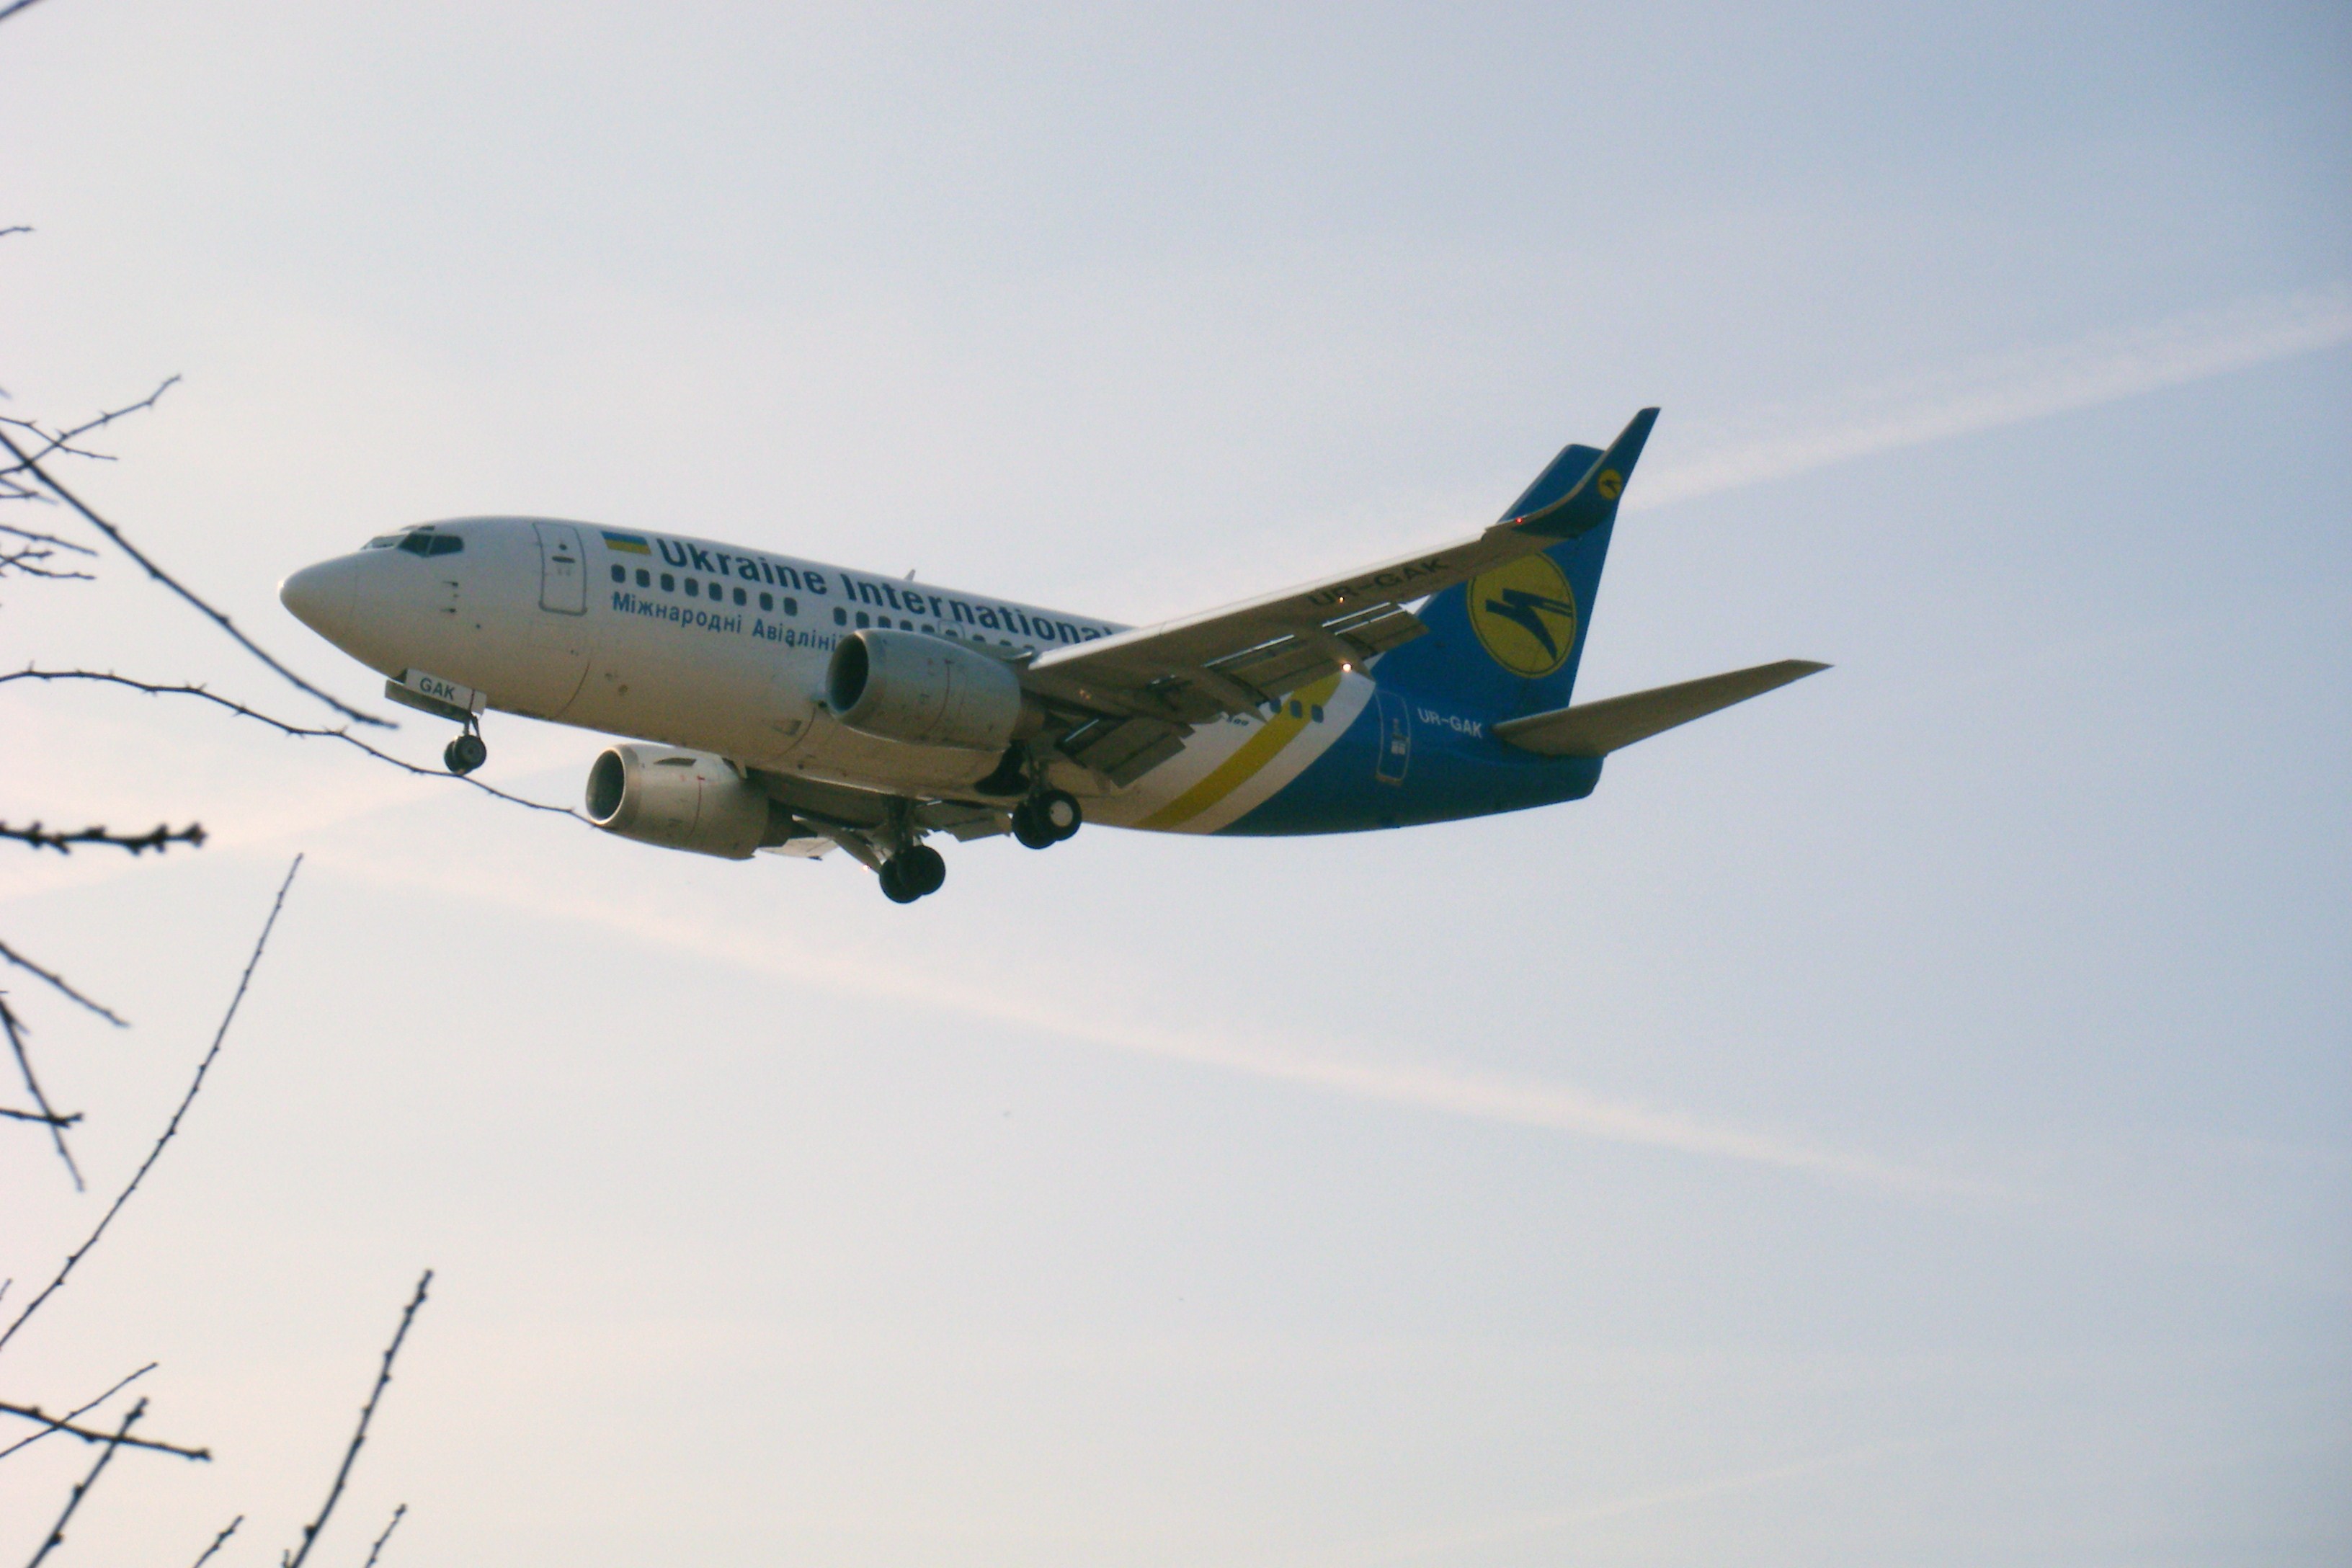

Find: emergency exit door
<box><xmin>1374</xmin><ymin>690</ymin><xmax>1411</xmax><ymax>784</ymax></box>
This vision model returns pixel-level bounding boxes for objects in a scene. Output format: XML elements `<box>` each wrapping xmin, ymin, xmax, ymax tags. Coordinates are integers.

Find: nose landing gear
<box><xmin>1012</xmin><ymin>788</ymin><xmax>1081</xmax><ymax>850</ymax></box>
<box><xmin>442</xmin><ymin>723</ymin><xmax>487</xmax><ymax>776</ymax></box>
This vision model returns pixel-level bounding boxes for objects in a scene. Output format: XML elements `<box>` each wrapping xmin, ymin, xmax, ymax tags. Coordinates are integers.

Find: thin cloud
<box><xmin>1340</xmin><ymin>1440</ymin><xmax>1908</xmax><ymax>1565</ymax></box>
<box><xmin>1638</xmin><ymin>284</ymin><xmax>2352</xmax><ymax>505</ymax></box>
<box><xmin>315</xmin><ymin>837</ymin><xmax>2000</xmax><ymax>1201</ymax></box>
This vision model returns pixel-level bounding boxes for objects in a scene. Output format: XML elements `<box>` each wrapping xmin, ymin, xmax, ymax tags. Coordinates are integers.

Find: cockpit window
<box><xmin>365</xmin><ymin>529</ymin><xmax>464</xmax><ymax>556</ymax></box>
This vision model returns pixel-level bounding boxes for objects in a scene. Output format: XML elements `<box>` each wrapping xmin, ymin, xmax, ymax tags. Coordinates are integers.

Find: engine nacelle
<box><xmin>825</xmin><ymin>628</ymin><xmax>1038</xmax><ymax>752</ymax></box>
<box><xmin>584</xmin><ymin>745</ymin><xmax>792</xmax><ymax>860</ymax></box>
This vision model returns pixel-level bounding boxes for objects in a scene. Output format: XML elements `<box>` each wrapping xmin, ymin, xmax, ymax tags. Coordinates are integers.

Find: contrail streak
<box><xmin>320</xmin><ymin>844</ymin><xmax>1999</xmax><ymax>1200</ymax></box>
<box><xmin>1637</xmin><ymin>284</ymin><xmax>2352</xmax><ymax>505</ymax></box>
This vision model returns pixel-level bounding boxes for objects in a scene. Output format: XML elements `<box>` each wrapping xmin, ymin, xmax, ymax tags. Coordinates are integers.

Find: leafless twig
<box><xmin>283</xmin><ymin>1270</ymin><xmax>432</xmax><ymax>1568</ymax></box>
<box><xmin>24</xmin><ymin>1397</ymin><xmax>143</xmax><ymax>1567</ymax></box>
<box><xmin>360</xmin><ymin>1504</ymin><xmax>407</xmax><ymax>1567</ymax></box>
<box><xmin>187</xmin><ymin>1516</ymin><xmax>243</xmax><ymax>1568</ymax></box>
<box><xmin>0</xmin><ymin>1401</ymin><xmax>208</xmax><ymax>1461</ymax></box>
<box><xmin>0</xmin><ymin>938</ymin><xmax>125</xmax><ymax>1026</ymax></box>
<box><xmin>0</xmin><ymin>424</ymin><xmax>391</xmax><ymax>729</ymax></box>
<box><xmin>4</xmin><ymin>669</ymin><xmax>587</xmax><ymax>821</ymax></box>
<box><xmin>0</xmin><ymin>858</ymin><xmax>301</xmax><ymax>1357</ymax></box>
<box><xmin>0</xmin><ymin>1105</ymin><xmax>79</xmax><ymax>1127</ymax></box>
<box><xmin>0</xmin><ymin>1363</ymin><xmax>153</xmax><ymax>1461</ymax></box>
<box><xmin>0</xmin><ymin>820</ymin><xmax>207</xmax><ymax>855</ymax></box>
<box><xmin>1</xmin><ymin>997</ymin><xmax>81</xmax><ymax>1188</ymax></box>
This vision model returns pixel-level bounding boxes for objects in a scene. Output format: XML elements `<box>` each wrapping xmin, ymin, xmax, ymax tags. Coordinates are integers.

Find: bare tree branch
<box><xmin>0</xmin><ymin>1105</ymin><xmax>79</xmax><ymax>1128</ymax></box>
<box><xmin>0</xmin><ymin>858</ymin><xmax>301</xmax><ymax>1356</ymax></box>
<box><xmin>0</xmin><ymin>1363</ymin><xmax>153</xmax><ymax>1461</ymax></box>
<box><xmin>360</xmin><ymin>1504</ymin><xmax>406</xmax><ymax>1568</ymax></box>
<box><xmin>0</xmin><ymin>1402</ymin><xmax>208</xmax><ymax>1461</ymax></box>
<box><xmin>3</xmin><ymin>669</ymin><xmax>588</xmax><ymax>821</ymax></box>
<box><xmin>0</xmin><ymin>939</ymin><xmax>125</xmax><ymax>1027</ymax></box>
<box><xmin>0</xmin><ymin>820</ymin><xmax>206</xmax><ymax>855</ymax></box>
<box><xmin>24</xmin><ymin>1397</ymin><xmax>143</xmax><ymax>1567</ymax></box>
<box><xmin>187</xmin><ymin>1517</ymin><xmax>243</xmax><ymax>1568</ymax></box>
<box><xmin>283</xmin><ymin>1270</ymin><xmax>432</xmax><ymax>1568</ymax></box>
<box><xmin>1</xmin><ymin>997</ymin><xmax>81</xmax><ymax>1189</ymax></box>
<box><xmin>0</xmin><ymin>424</ymin><xmax>392</xmax><ymax>729</ymax></box>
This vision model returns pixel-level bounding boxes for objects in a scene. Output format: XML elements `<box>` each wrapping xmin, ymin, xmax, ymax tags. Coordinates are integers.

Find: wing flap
<box><xmin>1495</xmin><ymin>659</ymin><xmax>1828</xmax><ymax>757</ymax></box>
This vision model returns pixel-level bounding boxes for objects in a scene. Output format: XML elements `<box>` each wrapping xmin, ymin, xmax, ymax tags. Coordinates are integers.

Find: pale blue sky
<box><xmin>3</xmin><ymin>4</ymin><xmax>2347</xmax><ymax>1564</ymax></box>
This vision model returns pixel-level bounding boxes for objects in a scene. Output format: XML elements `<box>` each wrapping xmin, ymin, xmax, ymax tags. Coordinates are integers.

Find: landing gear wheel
<box><xmin>1037</xmin><ymin>788</ymin><xmax>1082</xmax><ymax>842</ymax></box>
<box><xmin>879</xmin><ymin>845</ymin><xmax>945</xmax><ymax>903</ymax></box>
<box><xmin>443</xmin><ymin>732</ymin><xmax>487</xmax><ymax>775</ymax></box>
<box><xmin>878</xmin><ymin>857</ymin><xmax>921</xmax><ymax>904</ymax></box>
<box><xmin>1012</xmin><ymin>801</ymin><xmax>1057</xmax><ymax>850</ymax></box>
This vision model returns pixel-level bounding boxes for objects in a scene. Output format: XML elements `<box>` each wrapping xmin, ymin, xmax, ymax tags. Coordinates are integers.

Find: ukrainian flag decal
<box><xmin>601</xmin><ymin>530</ymin><xmax>653</xmax><ymax>555</ymax></box>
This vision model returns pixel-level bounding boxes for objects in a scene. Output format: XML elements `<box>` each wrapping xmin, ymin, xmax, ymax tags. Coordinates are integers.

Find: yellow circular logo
<box><xmin>1595</xmin><ymin>468</ymin><xmax>1623</xmax><ymax>501</ymax></box>
<box><xmin>1467</xmin><ymin>553</ymin><xmax>1578</xmax><ymax>677</ymax></box>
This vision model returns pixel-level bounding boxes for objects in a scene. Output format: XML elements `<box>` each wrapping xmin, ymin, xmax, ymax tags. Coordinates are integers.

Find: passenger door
<box><xmin>535</xmin><ymin>521</ymin><xmax>587</xmax><ymax>614</ymax></box>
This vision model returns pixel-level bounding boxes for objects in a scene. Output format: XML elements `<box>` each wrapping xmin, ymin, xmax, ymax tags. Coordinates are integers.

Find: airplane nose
<box><xmin>279</xmin><ymin>556</ymin><xmax>362</xmax><ymax>641</ymax></box>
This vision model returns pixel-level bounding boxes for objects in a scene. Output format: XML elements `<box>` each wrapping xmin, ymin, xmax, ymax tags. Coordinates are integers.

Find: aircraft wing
<box><xmin>1026</xmin><ymin>408</ymin><xmax>1659</xmax><ymax>783</ymax></box>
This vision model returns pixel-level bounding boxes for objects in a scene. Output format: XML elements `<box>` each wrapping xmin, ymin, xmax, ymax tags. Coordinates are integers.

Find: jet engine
<box><xmin>584</xmin><ymin>745</ymin><xmax>794</xmax><ymax>860</ymax></box>
<box><xmin>825</xmin><ymin>628</ymin><xmax>1041</xmax><ymax>752</ymax></box>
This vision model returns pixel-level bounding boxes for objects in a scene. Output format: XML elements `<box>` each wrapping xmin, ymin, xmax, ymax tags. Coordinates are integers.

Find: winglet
<box><xmin>1503</xmin><ymin>406</ymin><xmax>1659</xmax><ymax>540</ymax></box>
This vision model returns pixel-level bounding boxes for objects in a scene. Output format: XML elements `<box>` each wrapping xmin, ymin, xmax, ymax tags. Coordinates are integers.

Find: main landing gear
<box><xmin>1012</xmin><ymin>788</ymin><xmax>1081</xmax><ymax>850</ymax></box>
<box><xmin>442</xmin><ymin>722</ymin><xmax>487</xmax><ymax>776</ymax></box>
<box><xmin>878</xmin><ymin>843</ymin><xmax>947</xmax><ymax>904</ymax></box>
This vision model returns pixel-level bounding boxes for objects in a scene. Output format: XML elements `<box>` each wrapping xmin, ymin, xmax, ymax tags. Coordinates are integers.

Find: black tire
<box><xmin>1012</xmin><ymin>801</ymin><xmax>1058</xmax><ymax>850</ymax></box>
<box><xmin>1038</xmin><ymin>788</ymin><xmax>1082</xmax><ymax>841</ymax></box>
<box><xmin>900</xmin><ymin>844</ymin><xmax>947</xmax><ymax>896</ymax></box>
<box><xmin>444</xmin><ymin>733</ymin><xmax>486</xmax><ymax>775</ymax></box>
<box><xmin>878</xmin><ymin>858</ymin><xmax>920</xmax><ymax>903</ymax></box>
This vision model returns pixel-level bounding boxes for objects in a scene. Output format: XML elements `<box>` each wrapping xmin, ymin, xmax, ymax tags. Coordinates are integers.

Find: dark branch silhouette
<box><xmin>0</xmin><ymin>1362</ymin><xmax>153</xmax><ymax>1461</ymax></box>
<box><xmin>24</xmin><ymin>1397</ymin><xmax>143</xmax><ymax>1567</ymax></box>
<box><xmin>0</xmin><ymin>1105</ymin><xmax>79</xmax><ymax>1128</ymax></box>
<box><xmin>0</xmin><ymin>424</ymin><xmax>392</xmax><ymax>729</ymax></box>
<box><xmin>360</xmin><ymin>1503</ymin><xmax>406</xmax><ymax>1567</ymax></box>
<box><xmin>1</xmin><ymin>997</ymin><xmax>81</xmax><ymax>1188</ymax></box>
<box><xmin>187</xmin><ymin>1516</ymin><xmax>243</xmax><ymax>1568</ymax></box>
<box><xmin>4</xmin><ymin>670</ymin><xmax>589</xmax><ymax>821</ymax></box>
<box><xmin>283</xmin><ymin>1270</ymin><xmax>432</xmax><ymax>1568</ymax></box>
<box><xmin>0</xmin><ymin>938</ymin><xmax>125</xmax><ymax>1026</ymax></box>
<box><xmin>0</xmin><ymin>858</ymin><xmax>301</xmax><ymax>1355</ymax></box>
<box><xmin>0</xmin><ymin>1401</ymin><xmax>209</xmax><ymax>1461</ymax></box>
<box><xmin>0</xmin><ymin>377</ymin><xmax>182</xmax><ymax>496</ymax></box>
<box><xmin>0</xmin><ymin>520</ymin><xmax>95</xmax><ymax>582</ymax></box>
<box><xmin>0</xmin><ymin>819</ymin><xmax>206</xmax><ymax>855</ymax></box>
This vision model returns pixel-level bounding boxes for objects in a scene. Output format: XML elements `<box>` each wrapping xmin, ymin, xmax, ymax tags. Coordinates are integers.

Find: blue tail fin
<box><xmin>1376</xmin><ymin>410</ymin><xmax>1654</xmax><ymax>718</ymax></box>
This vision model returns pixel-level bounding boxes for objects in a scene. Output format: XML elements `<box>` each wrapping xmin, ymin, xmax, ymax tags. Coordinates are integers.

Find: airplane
<box><xmin>279</xmin><ymin>408</ymin><xmax>1825</xmax><ymax>902</ymax></box>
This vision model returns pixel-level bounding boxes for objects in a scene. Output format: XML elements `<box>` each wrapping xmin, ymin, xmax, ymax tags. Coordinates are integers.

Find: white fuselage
<box><xmin>282</xmin><ymin>516</ymin><xmax>1372</xmax><ymax>834</ymax></box>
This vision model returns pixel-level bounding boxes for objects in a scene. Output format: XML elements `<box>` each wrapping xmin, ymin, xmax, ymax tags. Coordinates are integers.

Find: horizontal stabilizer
<box><xmin>1494</xmin><ymin>659</ymin><xmax>1828</xmax><ymax>757</ymax></box>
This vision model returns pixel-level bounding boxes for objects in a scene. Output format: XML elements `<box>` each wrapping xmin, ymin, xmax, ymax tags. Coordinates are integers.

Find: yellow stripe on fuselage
<box><xmin>1138</xmin><ymin>675</ymin><xmax>1342</xmax><ymax>832</ymax></box>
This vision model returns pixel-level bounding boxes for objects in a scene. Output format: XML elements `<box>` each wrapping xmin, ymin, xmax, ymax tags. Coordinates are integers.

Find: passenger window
<box><xmin>636</xmin><ymin>569</ymin><xmax>649</xmax><ymax>587</ymax></box>
<box><xmin>1288</xmin><ymin>700</ymin><xmax>1303</xmax><ymax>718</ymax></box>
<box><xmin>610</xmin><ymin>565</ymin><xmax>625</xmax><ymax>584</ymax></box>
<box><xmin>660</xmin><ymin>573</ymin><xmax>675</xmax><ymax>592</ymax></box>
<box><xmin>758</xmin><ymin>592</ymin><xmax>772</xmax><ymax>611</ymax></box>
<box><xmin>784</xmin><ymin>597</ymin><xmax>798</xmax><ymax>616</ymax></box>
<box><xmin>734</xmin><ymin>586</ymin><xmax>747</xmax><ymax>606</ymax></box>
<box><xmin>1311</xmin><ymin>705</ymin><xmax>1324</xmax><ymax>723</ymax></box>
<box><xmin>855</xmin><ymin>611</ymin><xmax>870</xmax><ymax>628</ymax></box>
<box><xmin>923</xmin><ymin>625</ymin><xmax>935</xmax><ymax>636</ymax></box>
<box><xmin>685</xmin><ymin>579</ymin><xmax>699</xmax><ymax>597</ymax></box>
<box><xmin>833</xmin><ymin>607</ymin><xmax>847</xmax><ymax>625</ymax></box>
